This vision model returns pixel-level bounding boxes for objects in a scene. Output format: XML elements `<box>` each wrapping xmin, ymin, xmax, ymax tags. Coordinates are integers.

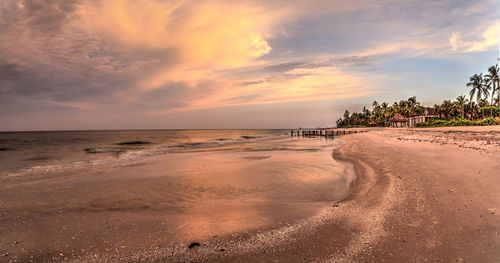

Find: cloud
<box><xmin>77</xmin><ymin>0</ymin><xmax>280</xmax><ymax>91</ymax></box>
<box><xmin>264</xmin><ymin>62</ymin><xmax>307</xmax><ymax>73</ymax></box>
<box><xmin>449</xmin><ymin>33</ymin><xmax>460</xmax><ymax>51</ymax></box>
<box><xmin>1</xmin><ymin>0</ymin><xmax>500</xmax><ymax>129</ymax></box>
<box><xmin>224</xmin><ymin>94</ymin><xmax>263</xmax><ymax>104</ymax></box>
<box><xmin>0</xmin><ymin>0</ymin><xmax>141</xmax><ymax>106</ymax></box>
<box><xmin>447</xmin><ymin>21</ymin><xmax>500</xmax><ymax>53</ymax></box>
<box><xmin>467</xmin><ymin>21</ymin><xmax>500</xmax><ymax>52</ymax></box>
<box><xmin>72</xmin><ymin>0</ymin><xmax>377</xmax><ymax>111</ymax></box>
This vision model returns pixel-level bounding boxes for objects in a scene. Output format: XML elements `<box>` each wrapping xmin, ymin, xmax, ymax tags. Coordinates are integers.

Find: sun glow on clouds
<box><xmin>81</xmin><ymin>0</ymin><xmax>273</xmax><ymax>65</ymax></box>
<box><xmin>81</xmin><ymin>1</ymin><xmax>273</xmax><ymax>80</ymax></box>
<box><xmin>178</xmin><ymin>67</ymin><xmax>375</xmax><ymax>112</ymax></box>
<box><xmin>75</xmin><ymin>0</ymin><xmax>370</xmax><ymax>110</ymax></box>
<box><xmin>449</xmin><ymin>21</ymin><xmax>500</xmax><ymax>53</ymax></box>
<box><xmin>468</xmin><ymin>21</ymin><xmax>500</xmax><ymax>52</ymax></box>
<box><xmin>1</xmin><ymin>0</ymin><xmax>500</xmax><ymax>129</ymax></box>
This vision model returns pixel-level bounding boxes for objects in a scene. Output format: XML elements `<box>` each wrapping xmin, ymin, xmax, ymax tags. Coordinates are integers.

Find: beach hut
<box><xmin>407</xmin><ymin>107</ymin><xmax>439</xmax><ymax>127</ymax></box>
<box><xmin>369</xmin><ymin>121</ymin><xmax>377</xmax><ymax>127</ymax></box>
<box><xmin>389</xmin><ymin>114</ymin><xmax>407</xmax><ymax>128</ymax></box>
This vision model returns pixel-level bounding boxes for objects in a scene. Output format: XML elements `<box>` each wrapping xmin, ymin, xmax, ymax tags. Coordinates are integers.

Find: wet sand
<box><xmin>136</xmin><ymin>126</ymin><xmax>499</xmax><ymax>263</ymax></box>
<box><xmin>2</xmin><ymin>127</ymin><xmax>500</xmax><ymax>262</ymax></box>
<box><xmin>0</xmin><ymin>135</ymin><xmax>354</xmax><ymax>262</ymax></box>
<box><xmin>224</xmin><ymin>125</ymin><xmax>499</xmax><ymax>263</ymax></box>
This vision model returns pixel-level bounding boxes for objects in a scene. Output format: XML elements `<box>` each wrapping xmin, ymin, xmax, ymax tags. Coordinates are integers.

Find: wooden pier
<box><xmin>290</xmin><ymin>129</ymin><xmax>367</xmax><ymax>137</ymax></box>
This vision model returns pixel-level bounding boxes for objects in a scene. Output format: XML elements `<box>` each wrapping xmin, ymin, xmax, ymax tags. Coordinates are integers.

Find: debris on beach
<box><xmin>116</xmin><ymin>141</ymin><xmax>151</xmax><ymax>145</ymax></box>
<box><xmin>0</xmin><ymin>148</ymin><xmax>14</xmax><ymax>151</ymax></box>
<box><xmin>188</xmin><ymin>242</ymin><xmax>201</xmax><ymax>249</ymax></box>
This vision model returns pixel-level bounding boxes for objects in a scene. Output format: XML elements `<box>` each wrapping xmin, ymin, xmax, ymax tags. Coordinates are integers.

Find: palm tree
<box><xmin>351</xmin><ymin>112</ymin><xmax>360</xmax><ymax>125</ymax></box>
<box><xmin>362</xmin><ymin>107</ymin><xmax>370</xmax><ymax>124</ymax></box>
<box><xmin>485</xmin><ymin>65</ymin><xmax>499</xmax><ymax>116</ymax></box>
<box><xmin>467</xmin><ymin>73</ymin><xmax>489</xmax><ymax>106</ymax></box>
<box><xmin>343</xmin><ymin>110</ymin><xmax>350</xmax><ymax>119</ymax></box>
<box><xmin>469</xmin><ymin>101</ymin><xmax>478</xmax><ymax>119</ymax></box>
<box><xmin>407</xmin><ymin>96</ymin><xmax>418</xmax><ymax>108</ymax></box>
<box><xmin>456</xmin><ymin>95</ymin><xmax>467</xmax><ymax>119</ymax></box>
<box><xmin>381</xmin><ymin>102</ymin><xmax>388</xmax><ymax>120</ymax></box>
<box><xmin>406</xmin><ymin>96</ymin><xmax>421</xmax><ymax>116</ymax></box>
<box><xmin>441</xmin><ymin>100</ymin><xmax>453</xmax><ymax>120</ymax></box>
<box><xmin>479</xmin><ymin>98</ymin><xmax>489</xmax><ymax>107</ymax></box>
<box><xmin>397</xmin><ymin>100</ymin><xmax>410</xmax><ymax>117</ymax></box>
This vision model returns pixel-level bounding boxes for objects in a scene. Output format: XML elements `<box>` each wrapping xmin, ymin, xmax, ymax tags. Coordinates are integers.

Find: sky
<box><xmin>0</xmin><ymin>0</ymin><xmax>499</xmax><ymax>130</ymax></box>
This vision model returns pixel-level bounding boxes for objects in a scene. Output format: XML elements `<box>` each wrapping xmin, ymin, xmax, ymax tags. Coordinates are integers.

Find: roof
<box><xmin>369</xmin><ymin>121</ymin><xmax>377</xmax><ymax>125</ymax></box>
<box><xmin>389</xmin><ymin>113</ymin><xmax>407</xmax><ymax>122</ymax></box>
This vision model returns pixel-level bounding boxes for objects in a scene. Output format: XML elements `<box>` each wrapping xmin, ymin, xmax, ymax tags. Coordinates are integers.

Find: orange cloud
<box><xmin>447</xmin><ymin>21</ymin><xmax>500</xmax><ymax>53</ymax></box>
<box><xmin>467</xmin><ymin>21</ymin><xmax>500</xmax><ymax>52</ymax></box>
<box><xmin>72</xmin><ymin>0</ymin><xmax>374</xmax><ymax>112</ymax></box>
<box><xmin>79</xmin><ymin>0</ymin><xmax>277</xmax><ymax>86</ymax></box>
<box><xmin>449</xmin><ymin>33</ymin><xmax>460</xmax><ymax>51</ymax></box>
<box><xmin>144</xmin><ymin>66</ymin><xmax>377</xmax><ymax>115</ymax></box>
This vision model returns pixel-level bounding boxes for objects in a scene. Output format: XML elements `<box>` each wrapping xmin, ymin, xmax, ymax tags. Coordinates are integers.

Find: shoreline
<box><xmin>72</xmin><ymin>135</ymin><xmax>388</xmax><ymax>263</ymax></box>
<box><xmin>1</xmin><ymin>133</ymin><xmax>357</xmax><ymax>263</ymax></box>
<box><xmin>4</xmin><ymin>126</ymin><xmax>499</xmax><ymax>262</ymax></box>
<box><xmin>339</xmin><ymin>126</ymin><xmax>500</xmax><ymax>262</ymax></box>
<box><xmin>153</xmin><ymin>126</ymin><xmax>500</xmax><ymax>262</ymax></box>
<box><xmin>68</xmin><ymin>139</ymin><xmax>365</xmax><ymax>263</ymax></box>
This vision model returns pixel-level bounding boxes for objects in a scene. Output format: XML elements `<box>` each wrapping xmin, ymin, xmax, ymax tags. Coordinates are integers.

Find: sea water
<box><xmin>0</xmin><ymin>130</ymin><xmax>355</xmax><ymax>258</ymax></box>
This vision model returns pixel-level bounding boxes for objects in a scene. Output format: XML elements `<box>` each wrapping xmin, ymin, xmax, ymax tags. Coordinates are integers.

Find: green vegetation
<box><xmin>336</xmin><ymin>63</ymin><xmax>500</xmax><ymax>128</ymax></box>
<box><xmin>335</xmin><ymin>96</ymin><xmax>425</xmax><ymax>127</ymax></box>
<box><xmin>479</xmin><ymin>106</ymin><xmax>500</xmax><ymax>117</ymax></box>
<box><xmin>416</xmin><ymin>117</ymin><xmax>500</xmax><ymax>128</ymax></box>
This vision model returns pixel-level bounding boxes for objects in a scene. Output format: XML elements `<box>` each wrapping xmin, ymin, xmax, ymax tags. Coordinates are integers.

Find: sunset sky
<box><xmin>1</xmin><ymin>0</ymin><xmax>499</xmax><ymax>130</ymax></box>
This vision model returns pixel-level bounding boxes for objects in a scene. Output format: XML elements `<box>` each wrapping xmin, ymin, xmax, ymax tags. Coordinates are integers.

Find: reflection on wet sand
<box><xmin>0</xmin><ymin>133</ymin><xmax>354</xmax><ymax>261</ymax></box>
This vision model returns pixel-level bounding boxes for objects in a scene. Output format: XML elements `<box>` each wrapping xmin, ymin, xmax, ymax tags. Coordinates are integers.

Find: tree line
<box><xmin>336</xmin><ymin>64</ymin><xmax>500</xmax><ymax>128</ymax></box>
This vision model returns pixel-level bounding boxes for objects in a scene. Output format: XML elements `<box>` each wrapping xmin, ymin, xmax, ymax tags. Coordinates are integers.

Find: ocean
<box><xmin>0</xmin><ymin>129</ymin><xmax>355</xmax><ymax>260</ymax></box>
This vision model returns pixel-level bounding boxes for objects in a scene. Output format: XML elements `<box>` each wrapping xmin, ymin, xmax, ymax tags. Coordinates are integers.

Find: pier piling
<box><xmin>291</xmin><ymin>129</ymin><xmax>365</xmax><ymax>138</ymax></box>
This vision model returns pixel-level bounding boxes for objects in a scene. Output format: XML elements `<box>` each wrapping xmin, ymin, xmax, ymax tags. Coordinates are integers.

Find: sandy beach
<box><xmin>178</xmin><ymin>126</ymin><xmax>498</xmax><ymax>263</ymax></box>
<box><xmin>2</xmin><ymin>0</ymin><xmax>499</xmax><ymax>262</ymax></box>
<box><xmin>1</xmin><ymin>127</ymin><xmax>500</xmax><ymax>262</ymax></box>
<box><xmin>331</xmin><ymin>126</ymin><xmax>500</xmax><ymax>262</ymax></box>
<box><xmin>150</xmin><ymin>126</ymin><xmax>500</xmax><ymax>263</ymax></box>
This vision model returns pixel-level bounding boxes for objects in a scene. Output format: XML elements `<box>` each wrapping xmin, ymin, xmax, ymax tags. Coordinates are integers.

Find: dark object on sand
<box><xmin>241</xmin><ymin>136</ymin><xmax>260</xmax><ymax>139</ymax></box>
<box><xmin>188</xmin><ymin>242</ymin><xmax>201</xmax><ymax>249</ymax></box>
<box><xmin>0</xmin><ymin>148</ymin><xmax>14</xmax><ymax>151</ymax></box>
<box><xmin>116</xmin><ymin>141</ymin><xmax>151</xmax><ymax>145</ymax></box>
